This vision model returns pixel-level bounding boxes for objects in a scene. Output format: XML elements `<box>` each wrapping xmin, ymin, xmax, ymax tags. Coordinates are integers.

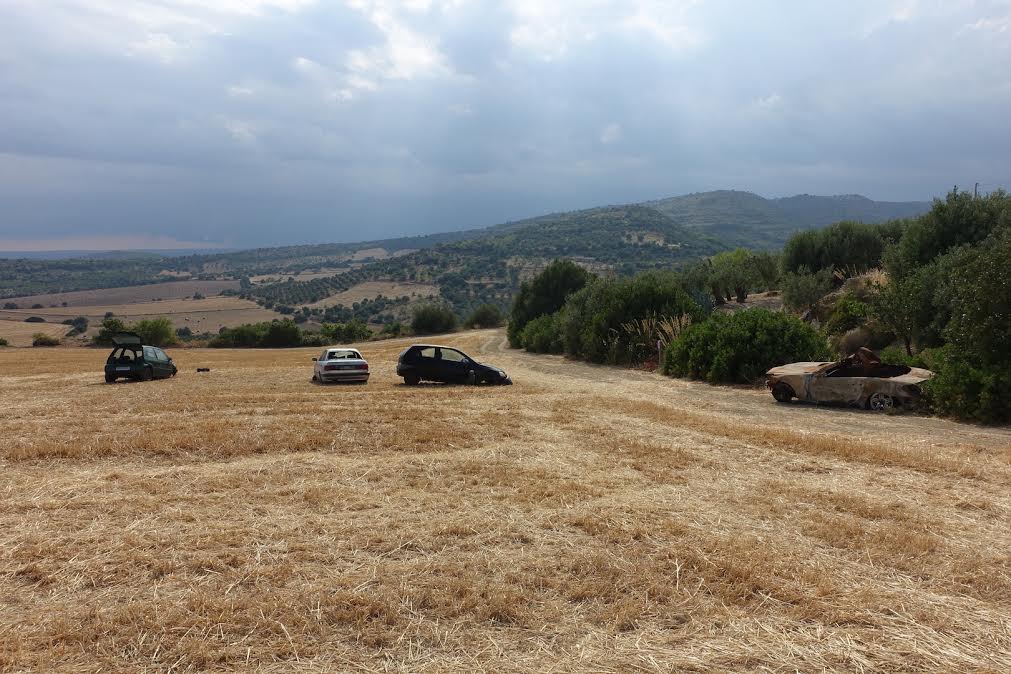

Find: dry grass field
<box><xmin>5</xmin><ymin>280</ymin><xmax>241</xmax><ymax>309</ymax></box>
<box><xmin>0</xmin><ymin>297</ymin><xmax>277</xmax><ymax>335</ymax></box>
<box><xmin>0</xmin><ymin>320</ymin><xmax>69</xmax><ymax>347</ymax></box>
<box><xmin>1</xmin><ymin>330</ymin><xmax>1009</xmax><ymax>672</ymax></box>
<box><xmin>309</xmin><ymin>281</ymin><xmax>438</xmax><ymax>309</ymax></box>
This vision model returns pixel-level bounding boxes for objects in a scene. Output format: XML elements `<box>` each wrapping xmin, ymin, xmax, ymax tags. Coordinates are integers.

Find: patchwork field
<box><xmin>4</xmin><ymin>280</ymin><xmax>241</xmax><ymax>308</ymax></box>
<box><xmin>0</xmin><ymin>297</ymin><xmax>277</xmax><ymax>335</ymax></box>
<box><xmin>308</xmin><ymin>281</ymin><xmax>438</xmax><ymax>309</ymax></box>
<box><xmin>1</xmin><ymin>330</ymin><xmax>1009</xmax><ymax>672</ymax></box>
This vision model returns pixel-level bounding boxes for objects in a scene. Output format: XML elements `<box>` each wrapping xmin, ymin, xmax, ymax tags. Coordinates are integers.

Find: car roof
<box><xmin>410</xmin><ymin>344</ymin><xmax>461</xmax><ymax>349</ymax></box>
<box><xmin>322</xmin><ymin>346</ymin><xmax>361</xmax><ymax>351</ymax></box>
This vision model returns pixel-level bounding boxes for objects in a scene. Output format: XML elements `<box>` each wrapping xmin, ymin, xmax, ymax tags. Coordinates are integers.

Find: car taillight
<box><xmin>324</xmin><ymin>365</ymin><xmax>338</xmax><ymax>371</ymax></box>
<box><xmin>355</xmin><ymin>363</ymin><xmax>369</xmax><ymax>370</ymax></box>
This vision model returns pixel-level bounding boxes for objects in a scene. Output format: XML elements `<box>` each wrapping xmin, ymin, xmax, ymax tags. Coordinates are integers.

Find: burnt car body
<box><xmin>765</xmin><ymin>348</ymin><xmax>933</xmax><ymax>411</ymax></box>
<box><xmin>396</xmin><ymin>344</ymin><xmax>511</xmax><ymax>385</ymax></box>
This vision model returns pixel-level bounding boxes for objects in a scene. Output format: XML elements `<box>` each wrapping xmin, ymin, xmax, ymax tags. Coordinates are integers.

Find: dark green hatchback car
<box><xmin>104</xmin><ymin>332</ymin><xmax>177</xmax><ymax>383</ymax></box>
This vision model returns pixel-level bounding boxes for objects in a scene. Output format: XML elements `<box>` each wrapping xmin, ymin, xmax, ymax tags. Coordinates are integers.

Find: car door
<box><xmin>155</xmin><ymin>348</ymin><xmax>173</xmax><ymax>377</ymax></box>
<box><xmin>437</xmin><ymin>348</ymin><xmax>470</xmax><ymax>383</ymax></box>
<box><xmin>415</xmin><ymin>346</ymin><xmax>438</xmax><ymax>380</ymax></box>
<box><xmin>808</xmin><ymin>369</ymin><xmax>865</xmax><ymax>405</ymax></box>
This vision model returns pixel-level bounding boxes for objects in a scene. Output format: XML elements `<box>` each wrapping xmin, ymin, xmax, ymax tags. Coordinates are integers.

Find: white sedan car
<box><xmin>312</xmin><ymin>347</ymin><xmax>370</xmax><ymax>384</ymax></box>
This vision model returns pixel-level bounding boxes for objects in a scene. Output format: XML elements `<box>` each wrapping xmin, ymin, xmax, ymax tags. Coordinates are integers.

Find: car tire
<box><xmin>105</xmin><ymin>374</ymin><xmax>116</xmax><ymax>383</ymax></box>
<box><xmin>142</xmin><ymin>366</ymin><xmax>153</xmax><ymax>382</ymax></box>
<box><xmin>771</xmin><ymin>383</ymin><xmax>794</xmax><ymax>403</ymax></box>
<box><xmin>868</xmin><ymin>392</ymin><xmax>895</xmax><ymax>411</ymax></box>
<box><xmin>466</xmin><ymin>370</ymin><xmax>477</xmax><ymax>385</ymax></box>
<box><xmin>404</xmin><ymin>374</ymin><xmax>420</xmax><ymax>386</ymax></box>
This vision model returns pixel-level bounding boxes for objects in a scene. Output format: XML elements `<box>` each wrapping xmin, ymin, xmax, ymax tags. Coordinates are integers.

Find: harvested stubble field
<box><xmin>1</xmin><ymin>330</ymin><xmax>1009</xmax><ymax>672</ymax></box>
<box><xmin>0</xmin><ymin>297</ymin><xmax>278</xmax><ymax>335</ymax></box>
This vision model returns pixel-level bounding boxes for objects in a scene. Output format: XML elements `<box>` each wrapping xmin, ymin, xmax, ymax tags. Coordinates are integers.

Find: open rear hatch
<box><xmin>111</xmin><ymin>332</ymin><xmax>143</xmax><ymax>348</ymax></box>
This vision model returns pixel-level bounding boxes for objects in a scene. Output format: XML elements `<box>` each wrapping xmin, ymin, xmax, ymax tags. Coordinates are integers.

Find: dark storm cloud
<box><xmin>0</xmin><ymin>0</ymin><xmax>1009</xmax><ymax>249</ymax></box>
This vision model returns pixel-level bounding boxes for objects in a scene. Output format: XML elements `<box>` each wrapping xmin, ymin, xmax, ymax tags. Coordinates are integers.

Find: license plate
<box><xmin>116</xmin><ymin>367</ymin><xmax>131</xmax><ymax>371</ymax></box>
<box><xmin>339</xmin><ymin>365</ymin><xmax>355</xmax><ymax>370</ymax></box>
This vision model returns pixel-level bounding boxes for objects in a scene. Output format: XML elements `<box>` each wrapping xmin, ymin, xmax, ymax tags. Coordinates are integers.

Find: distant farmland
<box><xmin>308</xmin><ymin>281</ymin><xmax>438</xmax><ymax>309</ymax></box>
<box><xmin>0</xmin><ymin>321</ymin><xmax>69</xmax><ymax>347</ymax></box>
<box><xmin>3</xmin><ymin>279</ymin><xmax>240</xmax><ymax>308</ymax></box>
<box><xmin>0</xmin><ymin>296</ymin><xmax>277</xmax><ymax>337</ymax></box>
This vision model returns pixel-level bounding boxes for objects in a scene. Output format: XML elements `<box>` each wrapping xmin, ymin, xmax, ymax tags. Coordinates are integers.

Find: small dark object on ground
<box><xmin>197</xmin><ymin>368</ymin><xmax>210</xmax><ymax>372</ymax></box>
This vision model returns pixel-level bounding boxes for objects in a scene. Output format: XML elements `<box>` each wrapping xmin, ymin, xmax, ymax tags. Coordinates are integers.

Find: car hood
<box><xmin>888</xmin><ymin>367</ymin><xmax>934</xmax><ymax>385</ymax></box>
<box><xmin>766</xmin><ymin>362</ymin><xmax>834</xmax><ymax>377</ymax></box>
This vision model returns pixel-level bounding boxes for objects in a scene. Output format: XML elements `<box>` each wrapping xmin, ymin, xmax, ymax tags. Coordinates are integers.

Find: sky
<box><xmin>0</xmin><ymin>0</ymin><xmax>1009</xmax><ymax>250</ymax></box>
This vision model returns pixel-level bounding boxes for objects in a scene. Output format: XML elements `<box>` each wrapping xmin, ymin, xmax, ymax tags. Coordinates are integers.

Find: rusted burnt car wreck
<box><xmin>765</xmin><ymin>348</ymin><xmax>934</xmax><ymax>411</ymax></box>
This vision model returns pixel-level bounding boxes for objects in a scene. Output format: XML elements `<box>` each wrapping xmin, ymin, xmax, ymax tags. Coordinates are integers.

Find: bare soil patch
<box><xmin>0</xmin><ymin>330</ymin><xmax>1008</xmax><ymax>671</ymax></box>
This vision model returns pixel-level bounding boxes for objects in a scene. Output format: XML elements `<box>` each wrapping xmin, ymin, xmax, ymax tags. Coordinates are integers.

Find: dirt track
<box><xmin>1</xmin><ymin>330</ymin><xmax>1009</xmax><ymax>672</ymax></box>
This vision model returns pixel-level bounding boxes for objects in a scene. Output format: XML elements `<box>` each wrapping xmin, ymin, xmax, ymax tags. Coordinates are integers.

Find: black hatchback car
<box><xmin>104</xmin><ymin>332</ymin><xmax>177</xmax><ymax>383</ymax></box>
<box><xmin>396</xmin><ymin>344</ymin><xmax>512</xmax><ymax>385</ymax></box>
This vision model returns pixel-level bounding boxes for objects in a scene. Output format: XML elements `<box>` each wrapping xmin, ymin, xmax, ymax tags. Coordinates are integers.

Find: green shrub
<box><xmin>663</xmin><ymin>308</ymin><xmax>829</xmax><ymax>384</ymax></box>
<box><xmin>465</xmin><ymin>304</ymin><xmax>504</xmax><ymax>329</ymax></box>
<box><xmin>781</xmin><ymin>220</ymin><xmax>887</xmax><ymax>275</ymax></box>
<box><xmin>0</xmin><ymin>337</ymin><xmax>9</xmax><ymax>347</ymax></box>
<box><xmin>321</xmin><ymin>319</ymin><xmax>371</xmax><ymax>343</ymax></box>
<box><xmin>508</xmin><ymin>259</ymin><xmax>591</xmax><ymax>347</ymax></box>
<box><xmin>519</xmin><ymin>313</ymin><xmax>563</xmax><ymax>353</ymax></box>
<box><xmin>32</xmin><ymin>333</ymin><xmax>60</xmax><ymax>347</ymax></box>
<box><xmin>781</xmin><ymin>267</ymin><xmax>833</xmax><ymax>312</ymax></box>
<box><xmin>132</xmin><ymin>318</ymin><xmax>178</xmax><ymax>347</ymax></box>
<box><xmin>411</xmin><ymin>304</ymin><xmax>458</xmax><ymax>335</ymax></box>
<box><xmin>558</xmin><ymin>271</ymin><xmax>702</xmax><ymax>365</ymax></box>
<box><xmin>210</xmin><ymin>324</ymin><xmax>263</xmax><ymax>348</ymax></box>
<box><xmin>259</xmin><ymin>320</ymin><xmax>303</xmax><ymax>348</ymax></box>
<box><xmin>923</xmin><ymin>350</ymin><xmax>1011</xmax><ymax>424</ymax></box>
<box><xmin>824</xmin><ymin>294</ymin><xmax>869</xmax><ymax>335</ymax></box>
<box><xmin>24</xmin><ymin>316</ymin><xmax>45</xmax><ymax>323</ymax></box>
<box><xmin>92</xmin><ymin>317</ymin><xmax>127</xmax><ymax>346</ymax></box>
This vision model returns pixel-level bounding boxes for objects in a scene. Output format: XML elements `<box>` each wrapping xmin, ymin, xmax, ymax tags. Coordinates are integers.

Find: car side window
<box><xmin>418</xmin><ymin>347</ymin><xmax>436</xmax><ymax>359</ymax></box>
<box><xmin>143</xmin><ymin>346</ymin><xmax>156</xmax><ymax>360</ymax></box>
<box><xmin>440</xmin><ymin>349</ymin><xmax>466</xmax><ymax>363</ymax></box>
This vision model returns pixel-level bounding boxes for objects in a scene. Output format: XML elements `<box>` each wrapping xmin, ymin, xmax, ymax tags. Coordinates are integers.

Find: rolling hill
<box><xmin>0</xmin><ymin>190</ymin><xmax>931</xmax><ymax>329</ymax></box>
<box><xmin>646</xmin><ymin>190</ymin><xmax>929</xmax><ymax>248</ymax></box>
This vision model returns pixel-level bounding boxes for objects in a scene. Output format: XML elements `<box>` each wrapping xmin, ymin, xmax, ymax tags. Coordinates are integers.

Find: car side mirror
<box><xmin>312</xmin><ymin>357</ymin><xmax>317</xmax><ymax>361</ymax></box>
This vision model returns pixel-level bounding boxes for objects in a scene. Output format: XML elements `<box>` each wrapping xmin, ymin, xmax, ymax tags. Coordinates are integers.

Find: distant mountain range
<box><xmin>644</xmin><ymin>190</ymin><xmax>930</xmax><ymax>248</ymax></box>
<box><xmin>2</xmin><ymin>190</ymin><xmax>932</xmax><ymax>305</ymax></box>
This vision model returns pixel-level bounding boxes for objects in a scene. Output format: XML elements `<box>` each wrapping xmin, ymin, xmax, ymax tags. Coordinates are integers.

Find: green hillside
<box><xmin>647</xmin><ymin>190</ymin><xmax>929</xmax><ymax>248</ymax></box>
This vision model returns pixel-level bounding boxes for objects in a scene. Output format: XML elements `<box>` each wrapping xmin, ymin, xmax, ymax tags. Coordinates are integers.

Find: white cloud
<box><xmin>599</xmin><ymin>123</ymin><xmax>622</xmax><ymax>144</ymax></box>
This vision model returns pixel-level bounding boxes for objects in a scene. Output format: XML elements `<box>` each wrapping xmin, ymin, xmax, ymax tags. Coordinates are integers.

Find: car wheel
<box><xmin>466</xmin><ymin>370</ymin><xmax>477</xmax><ymax>385</ymax></box>
<box><xmin>868</xmin><ymin>392</ymin><xmax>894</xmax><ymax>411</ymax></box>
<box><xmin>105</xmin><ymin>374</ymin><xmax>116</xmax><ymax>383</ymax></box>
<box><xmin>142</xmin><ymin>366</ymin><xmax>153</xmax><ymax>382</ymax></box>
<box><xmin>404</xmin><ymin>374</ymin><xmax>420</xmax><ymax>386</ymax></box>
<box><xmin>771</xmin><ymin>383</ymin><xmax>794</xmax><ymax>403</ymax></box>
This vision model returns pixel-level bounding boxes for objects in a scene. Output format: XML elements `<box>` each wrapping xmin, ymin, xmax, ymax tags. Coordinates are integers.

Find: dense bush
<box><xmin>24</xmin><ymin>316</ymin><xmax>45</xmax><ymax>323</ymax></box>
<box><xmin>32</xmin><ymin>333</ymin><xmax>61</xmax><ymax>347</ymax></box>
<box><xmin>0</xmin><ymin>337</ymin><xmax>9</xmax><ymax>346</ymax></box>
<box><xmin>518</xmin><ymin>313</ymin><xmax>563</xmax><ymax>353</ymax></box>
<box><xmin>824</xmin><ymin>294</ymin><xmax>870</xmax><ymax>335</ymax></box>
<box><xmin>131</xmin><ymin>318</ymin><xmax>178</xmax><ymax>347</ymax></box>
<box><xmin>320</xmin><ymin>319</ymin><xmax>372</xmax><ymax>344</ymax></box>
<box><xmin>465</xmin><ymin>304</ymin><xmax>504</xmax><ymax>329</ymax></box>
<box><xmin>781</xmin><ymin>220</ymin><xmax>888</xmax><ymax>275</ymax></box>
<box><xmin>558</xmin><ymin>271</ymin><xmax>702</xmax><ymax>364</ymax></box>
<box><xmin>411</xmin><ymin>303</ymin><xmax>458</xmax><ymax>335</ymax></box>
<box><xmin>210</xmin><ymin>320</ymin><xmax>306</xmax><ymax>348</ymax></box>
<box><xmin>507</xmin><ymin>260</ymin><xmax>591</xmax><ymax>347</ymax></box>
<box><xmin>663</xmin><ymin>308</ymin><xmax>829</xmax><ymax>384</ymax></box>
<box><xmin>781</xmin><ymin>267</ymin><xmax>833</xmax><ymax>312</ymax></box>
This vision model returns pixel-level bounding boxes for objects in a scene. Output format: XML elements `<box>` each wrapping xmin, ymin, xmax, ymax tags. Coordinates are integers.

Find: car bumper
<box><xmin>319</xmin><ymin>372</ymin><xmax>370</xmax><ymax>383</ymax></box>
